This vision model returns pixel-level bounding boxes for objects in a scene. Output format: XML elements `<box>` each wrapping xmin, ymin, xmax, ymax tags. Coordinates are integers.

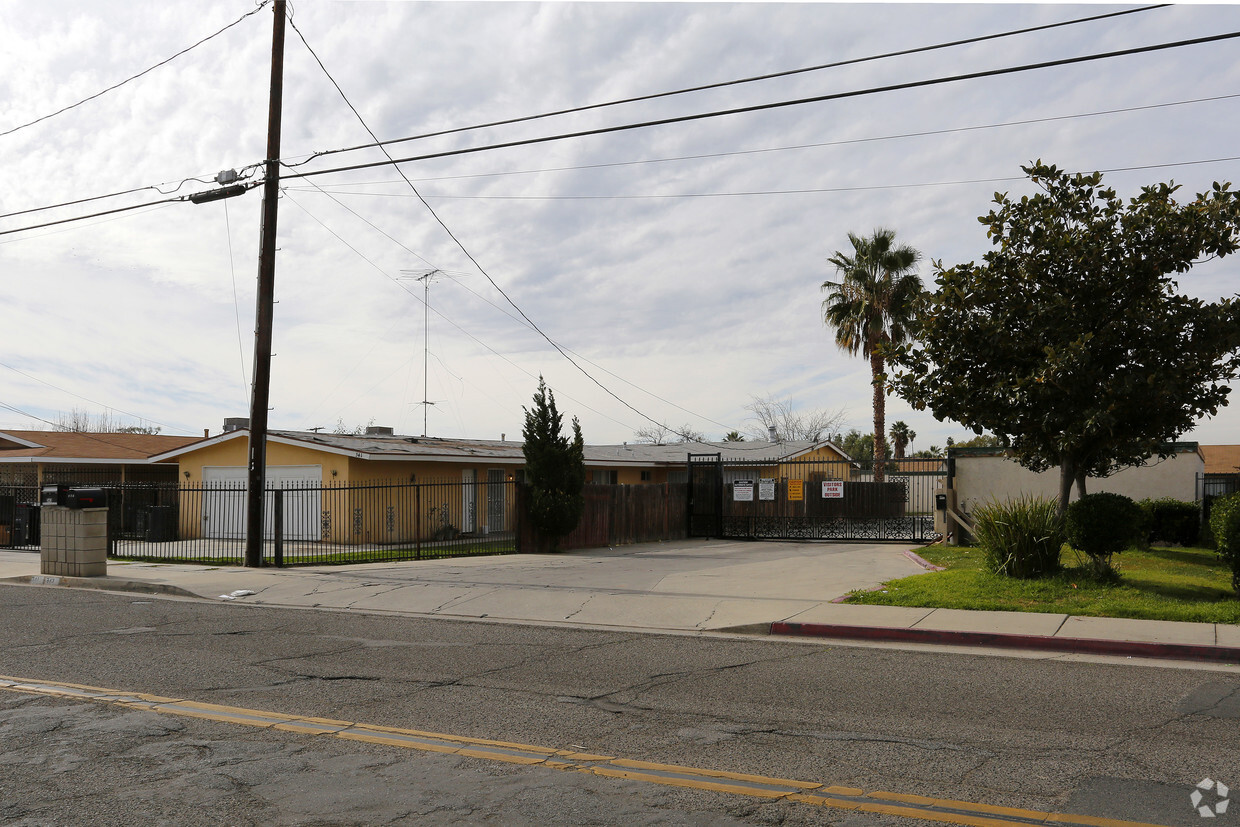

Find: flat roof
<box><xmin>149</xmin><ymin>429</ymin><xmax>846</xmax><ymax>466</ymax></box>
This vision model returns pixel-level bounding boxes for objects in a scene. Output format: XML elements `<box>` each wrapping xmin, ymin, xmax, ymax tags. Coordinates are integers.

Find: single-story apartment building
<box><xmin>0</xmin><ymin>430</ymin><xmax>199</xmax><ymax>487</ymax></box>
<box><xmin>1199</xmin><ymin>444</ymin><xmax>1240</xmax><ymax>499</ymax></box>
<box><xmin>144</xmin><ymin>422</ymin><xmax>852</xmax><ymax>543</ymax></box>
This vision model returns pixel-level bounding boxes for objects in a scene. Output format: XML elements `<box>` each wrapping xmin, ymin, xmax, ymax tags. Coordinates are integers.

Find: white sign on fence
<box><xmin>759</xmin><ymin>478</ymin><xmax>776</xmax><ymax>501</ymax></box>
<box><xmin>733</xmin><ymin>480</ymin><xmax>754</xmax><ymax>501</ymax></box>
<box><xmin>822</xmin><ymin>480</ymin><xmax>844</xmax><ymax>499</ymax></box>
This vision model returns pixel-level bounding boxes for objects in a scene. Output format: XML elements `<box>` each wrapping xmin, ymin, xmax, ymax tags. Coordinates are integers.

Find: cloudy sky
<box><xmin>2</xmin><ymin>1</ymin><xmax>1239</xmax><ymax>452</ymax></box>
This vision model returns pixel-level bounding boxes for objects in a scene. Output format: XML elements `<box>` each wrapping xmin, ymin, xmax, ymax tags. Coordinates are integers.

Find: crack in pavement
<box><xmin>593</xmin><ymin>647</ymin><xmax>823</xmax><ymax>709</ymax></box>
<box><xmin>563</xmin><ymin>594</ymin><xmax>594</xmax><ymax>621</ymax></box>
<box><xmin>695</xmin><ymin>600</ymin><xmax>722</xmax><ymax>630</ymax></box>
<box><xmin>426</xmin><ymin>587</ymin><xmax>495</xmax><ymax>615</ymax></box>
<box><xmin>780</xmin><ymin>728</ymin><xmax>982</xmax><ymax>753</ymax></box>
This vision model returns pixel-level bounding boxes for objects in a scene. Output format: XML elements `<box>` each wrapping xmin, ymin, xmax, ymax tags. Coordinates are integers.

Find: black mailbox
<box><xmin>41</xmin><ymin>485</ymin><xmax>67</xmax><ymax>507</ymax></box>
<box><xmin>935</xmin><ymin>492</ymin><xmax>948</xmax><ymax>512</ymax></box>
<box><xmin>66</xmin><ymin>488</ymin><xmax>108</xmax><ymax>509</ymax></box>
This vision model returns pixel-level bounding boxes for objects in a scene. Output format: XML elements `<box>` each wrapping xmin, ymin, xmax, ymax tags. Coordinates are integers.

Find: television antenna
<box><xmin>398</xmin><ymin>268</ymin><xmax>469</xmax><ymax>436</ymax></box>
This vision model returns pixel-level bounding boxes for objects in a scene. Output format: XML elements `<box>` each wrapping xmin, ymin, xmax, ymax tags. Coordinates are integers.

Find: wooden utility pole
<box><xmin>245</xmin><ymin>0</ymin><xmax>287</xmax><ymax>568</ymax></box>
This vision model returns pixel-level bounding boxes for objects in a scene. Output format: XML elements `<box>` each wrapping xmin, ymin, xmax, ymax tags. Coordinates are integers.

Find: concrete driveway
<box><xmin>1</xmin><ymin>538</ymin><xmax>931</xmax><ymax>632</ymax></box>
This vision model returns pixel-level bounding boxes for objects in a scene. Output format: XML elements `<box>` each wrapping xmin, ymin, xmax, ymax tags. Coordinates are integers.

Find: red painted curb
<box><xmin>903</xmin><ymin>549</ymin><xmax>946</xmax><ymax>571</ymax></box>
<box><xmin>769</xmin><ymin>621</ymin><xmax>1240</xmax><ymax>664</ymax></box>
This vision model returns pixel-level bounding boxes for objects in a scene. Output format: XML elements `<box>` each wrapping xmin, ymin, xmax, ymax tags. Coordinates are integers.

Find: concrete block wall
<box><xmin>40</xmin><ymin>506</ymin><xmax>107</xmax><ymax>577</ymax></box>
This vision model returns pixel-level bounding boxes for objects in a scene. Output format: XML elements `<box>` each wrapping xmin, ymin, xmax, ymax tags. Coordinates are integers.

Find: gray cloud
<box><xmin>2</xmin><ymin>1</ymin><xmax>1239</xmax><ymax>447</ymax></box>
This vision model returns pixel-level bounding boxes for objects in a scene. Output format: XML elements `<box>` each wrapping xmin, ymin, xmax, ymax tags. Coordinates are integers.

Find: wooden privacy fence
<box><xmin>520</xmin><ymin>482</ymin><xmax>688</xmax><ymax>552</ymax></box>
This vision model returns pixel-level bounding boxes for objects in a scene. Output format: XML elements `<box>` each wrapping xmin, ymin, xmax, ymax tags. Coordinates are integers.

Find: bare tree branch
<box><xmin>742</xmin><ymin>395</ymin><xmax>847</xmax><ymax>442</ymax></box>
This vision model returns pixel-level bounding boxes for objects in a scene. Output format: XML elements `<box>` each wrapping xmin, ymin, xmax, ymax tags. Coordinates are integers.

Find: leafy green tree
<box><xmin>823</xmin><ymin>229</ymin><xmax>922</xmax><ymax>481</ymax></box>
<box><xmin>722</xmin><ymin>430</ymin><xmax>746</xmax><ymax>442</ymax></box>
<box><xmin>953</xmin><ymin>434</ymin><xmax>1002</xmax><ymax>449</ymax></box>
<box><xmin>891</xmin><ymin>162</ymin><xmax>1240</xmax><ymax>514</ymax></box>
<box><xmin>837</xmin><ymin>429</ymin><xmax>874</xmax><ymax>462</ymax></box>
<box><xmin>889</xmin><ymin>421</ymin><xmax>915</xmax><ymax>459</ymax></box>
<box><xmin>522</xmin><ymin>377</ymin><xmax>586</xmax><ymax>550</ymax></box>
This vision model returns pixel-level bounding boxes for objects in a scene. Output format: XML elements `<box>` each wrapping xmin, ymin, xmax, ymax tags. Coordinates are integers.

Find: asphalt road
<box><xmin>1</xmin><ymin>584</ymin><xmax>1238</xmax><ymax>826</ymax></box>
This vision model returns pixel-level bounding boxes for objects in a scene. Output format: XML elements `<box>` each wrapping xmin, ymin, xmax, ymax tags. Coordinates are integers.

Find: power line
<box><xmin>0</xmin><ymin>182</ymin><xmax>260</xmax><ymax>239</ymax></box>
<box><xmin>279</xmin><ymin>191</ymin><xmax>639</xmax><ymax>433</ymax></box>
<box><xmin>281</xmin><ymin>29</ymin><xmax>1240</xmax><ymax>186</ymax></box>
<box><xmin>282</xmin><ymin>193</ymin><xmax>829</xmax><ymax>451</ymax></box>
<box><xmin>0</xmin><ymin>165</ymin><xmax>261</xmax><ymax>223</ymax></box>
<box><xmin>0</xmin><ymin>20</ymin><xmax>1212</xmax><ymax>240</ymax></box>
<box><xmin>288</xmin><ymin>15</ymin><xmax>696</xmax><ymax>440</ymax></box>
<box><xmin>0</xmin><ymin>362</ymin><xmax>195</xmax><ymax>435</ymax></box>
<box><xmin>318</xmin><ymin>154</ymin><xmax>1240</xmax><ymax>201</ymax></box>
<box><xmin>285</xmin><ymin>91</ymin><xmax>1240</xmax><ymax>192</ymax></box>
<box><xmin>10</xmin><ymin>82</ymin><xmax>1231</xmax><ymax>232</ymax></box>
<box><xmin>275</xmin><ymin>167</ymin><xmax>732</xmax><ymax>430</ymax></box>
<box><xmin>0</xmin><ymin>201</ymin><xmax>178</xmax><ymax>247</ymax></box>
<box><xmin>0</xmin><ymin>185</ymin><xmax>174</xmax><ymax>221</ymax></box>
<box><xmin>294</xmin><ymin>4</ymin><xmax>1167</xmax><ymax>165</ymax></box>
<box><xmin>0</xmin><ymin>1</ymin><xmax>273</xmax><ymax>140</ymax></box>
<box><xmin>222</xmin><ymin>199</ymin><xmax>250</xmax><ymax>395</ymax></box>
<box><xmin>288</xmin><ymin>16</ymin><xmax>1234</xmax><ymax>448</ymax></box>
<box><xmin>283</xmin><ymin>179</ymin><xmax>734</xmax><ymax>430</ymax></box>
<box><xmin>0</xmin><ymin>399</ymin><xmax>182</xmax><ymax>449</ymax></box>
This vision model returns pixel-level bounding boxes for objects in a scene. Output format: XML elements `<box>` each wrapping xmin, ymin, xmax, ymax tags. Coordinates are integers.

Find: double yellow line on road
<box><xmin>0</xmin><ymin>675</ymin><xmax>1169</xmax><ymax>827</ymax></box>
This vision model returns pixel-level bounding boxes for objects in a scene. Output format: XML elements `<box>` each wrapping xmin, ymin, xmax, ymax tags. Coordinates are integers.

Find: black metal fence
<box><xmin>0</xmin><ymin>479</ymin><xmax>520</xmax><ymax>564</ymax></box>
<box><xmin>1199</xmin><ymin>473</ymin><xmax>1240</xmax><ymax>526</ymax></box>
<box><xmin>688</xmin><ymin>455</ymin><xmax>946</xmax><ymax>542</ymax></box>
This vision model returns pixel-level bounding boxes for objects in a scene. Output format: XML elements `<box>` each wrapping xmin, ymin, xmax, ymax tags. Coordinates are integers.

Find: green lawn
<box><xmin>846</xmin><ymin>545</ymin><xmax>1240</xmax><ymax>624</ymax></box>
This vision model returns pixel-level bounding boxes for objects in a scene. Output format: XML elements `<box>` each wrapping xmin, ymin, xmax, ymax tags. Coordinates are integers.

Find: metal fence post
<box><xmin>415</xmin><ymin>483</ymin><xmax>422</xmax><ymax>561</ymax></box>
<box><xmin>273</xmin><ymin>488</ymin><xmax>284</xmax><ymax>567</ymax></box>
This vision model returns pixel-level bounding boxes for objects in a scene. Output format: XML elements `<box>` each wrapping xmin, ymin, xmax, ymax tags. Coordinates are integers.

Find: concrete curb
<box><xmin>1</xmin><ymin>575</ymin><xmax>201</xmax><ymax>600</ymax></box>
<box><xmin>903</xmin><ymin>549</ymin><xmax>946</xmax><ymax>571</ymax></box>
<box><xmin>768</xmin><ymin>621</ymin><xmax>1240</xmax><ymax>664</ymax></box>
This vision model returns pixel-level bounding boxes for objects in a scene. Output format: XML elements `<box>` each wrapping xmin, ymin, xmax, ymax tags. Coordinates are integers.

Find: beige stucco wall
<box><xmin>174</xmin><ymin>437</ymin><xmax>335</xmax><ymax>483</ymax></box>
<box><xmin>344</xmin><ymin>458</ymin><xmax>518</xmax><ymax>542</ymax></box>
<box><xmin>953</xmin><ymin>450</ymin><xmax>1204</xmax><ymax>514</ymax></box>
<box><xmin>162</xmin><ymin>436</ymin><xmax>700</xmax><ymax>544</ymax></box>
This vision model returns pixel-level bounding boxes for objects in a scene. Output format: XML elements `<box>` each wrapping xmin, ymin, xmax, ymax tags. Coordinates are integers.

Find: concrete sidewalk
<box><xmin>2</xmin><ymin>539</ymin><xmax>1237</xmax><ymax>664</ymax></box>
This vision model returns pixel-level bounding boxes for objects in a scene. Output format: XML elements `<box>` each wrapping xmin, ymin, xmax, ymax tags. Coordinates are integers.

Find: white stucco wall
<box><xmin>953</xmin><ymin>449</ymin><xmax>1203</xmax><ymax>514</ymax></box>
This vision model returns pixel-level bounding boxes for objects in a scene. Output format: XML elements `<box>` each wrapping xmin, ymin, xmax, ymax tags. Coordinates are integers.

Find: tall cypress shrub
<box><xmin>522</xmin><ymin>377</ymin><xmax>585</xmax><ymax>551</ymax></box>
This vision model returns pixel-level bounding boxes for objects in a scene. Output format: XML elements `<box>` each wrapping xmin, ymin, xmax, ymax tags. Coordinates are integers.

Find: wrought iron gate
<box><xmin>687</xmin><ymin>453</ymin><xmax>723</xmax><ymax>538</ymax></box>
<box><xmin>686</xmin><ymin>456</ymin><xmax>945</xmax><ymax>543</ymax></box>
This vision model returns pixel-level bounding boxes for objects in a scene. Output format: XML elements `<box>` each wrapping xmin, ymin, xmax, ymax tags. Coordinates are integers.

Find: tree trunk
<box><xmin>1075</xmin><ymin>468</ymin><xmax>1088</xmax><ymax>500</ymax></box>
<box><xmin>871</xmin><ymin>349</ymin><xmax>886</xmax><ymax>484</ymax></box>
<box><xmin>1057</xmin><ymin>456</ymin><xmax>1076</xmax><ymax>517</ymax></box>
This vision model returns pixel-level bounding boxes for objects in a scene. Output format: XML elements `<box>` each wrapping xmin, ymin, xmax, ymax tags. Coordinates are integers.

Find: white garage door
<box><xmin>202</xmin><ymin>465</ymin><xmax>322</xmax><ymax>540</ymax></box>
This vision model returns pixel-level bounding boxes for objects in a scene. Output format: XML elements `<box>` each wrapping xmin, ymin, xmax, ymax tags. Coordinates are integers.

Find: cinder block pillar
<box><xmin>40</xmin><ymin>506</ymin><xmax>107</xmax><ymax>577</ymax></box>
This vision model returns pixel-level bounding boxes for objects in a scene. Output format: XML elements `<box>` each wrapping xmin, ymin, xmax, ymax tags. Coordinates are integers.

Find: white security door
<box><xmin>461</xmin><ymin>469</ymin><xmax>476</xmax><ymax>533</ymax></box>
<box><xmin>202</xmin><ymin>466</ymin><xmax>321</xmax><ymax>540</ymax></box>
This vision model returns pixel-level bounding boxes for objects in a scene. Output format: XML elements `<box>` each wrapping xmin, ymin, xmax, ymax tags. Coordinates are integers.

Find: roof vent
<box><xmin>767</xmin><ymin>425</ymin><xmax>778</xmax><ymax>442</ymax></box>
<box><xmin>224</xmin><ymin>417</ymin><xmax>250</xmax><ymax>433</ymax></box>
<box><xmin>365</xmin><ymin>425</ymin><xmax>394</xmax><ymax>436</ymax></box>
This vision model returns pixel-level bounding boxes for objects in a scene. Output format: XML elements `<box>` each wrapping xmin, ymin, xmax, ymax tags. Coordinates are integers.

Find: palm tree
<box><xmin>823</xmin><ymin>229</ymin><xmax>922</xmax><ymax>482</ymax></box>
<box><xmin>889</xmin><ymin>420</ymin><xmax>915</xmax><ymax>459</ymax></box>
<box><xmin>722</xmin><ymin>430</ymin><xmax>746</xmax><ymax>442</ymax></box>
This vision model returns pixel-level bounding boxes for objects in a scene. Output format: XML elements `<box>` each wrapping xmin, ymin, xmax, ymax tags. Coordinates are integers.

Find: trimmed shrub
<box><xmin>1138</xmin><ymin>497</ymin><xmax>1201</xmax><ymax>547</ymax></box>
<box><xmin>972</xmin><ymin>496</ymin><xmax>1064</xmax><ymax>579</ymax></box>
<box><xmin>1208</xmin><ymin>492</ymin><xmax>1240</xmax><ymax>594</ymax></box>
<box><xmin>1065</xmin><ymin>493</ymin><xmax>1143</xmax><ymax>578</ymax></box>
